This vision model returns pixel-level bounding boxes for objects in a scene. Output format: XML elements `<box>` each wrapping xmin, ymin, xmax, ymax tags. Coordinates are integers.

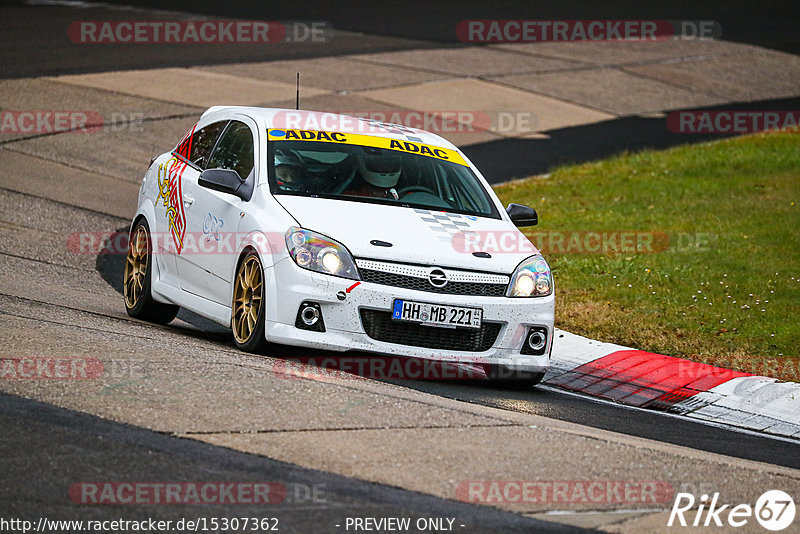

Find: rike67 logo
<box><xmin>669</xmin><ymin>490</ymin><xmax>795</xmax><ymax>531</ymax></box>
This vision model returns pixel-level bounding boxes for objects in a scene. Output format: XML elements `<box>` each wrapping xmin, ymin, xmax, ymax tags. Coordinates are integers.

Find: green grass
<box><xmin>494</xmin><ymin>131</ymin><xmax>800</xmax><ymax>380</ymax></box>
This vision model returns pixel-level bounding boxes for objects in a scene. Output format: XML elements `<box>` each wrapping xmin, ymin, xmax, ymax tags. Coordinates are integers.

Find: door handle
<box><xmin>182</xmin><ymin>194</ymin><xmax>194</xmax><ymax>206</ymax></box>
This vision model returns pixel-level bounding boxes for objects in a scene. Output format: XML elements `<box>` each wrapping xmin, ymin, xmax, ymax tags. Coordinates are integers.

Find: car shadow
<box><xmin>95</xmin><ymin>225</ymin><xmax>231</xmax><ymax>338</ymax></box>
<box><xmin>465</xmin><ymin>96</ymin><xmax>800</xmax><ymax>184</ymax></box>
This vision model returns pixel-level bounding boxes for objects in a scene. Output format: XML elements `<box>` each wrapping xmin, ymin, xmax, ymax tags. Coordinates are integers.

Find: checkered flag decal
<box><xmin>414</xmin><ymin>208</ymin><xmax>480</xmax><ymax>243</ymax></box>
<box><xmin>358</xmin><ymin>118</ymin><xmax>423</xmax><ymax>142</ymax></box>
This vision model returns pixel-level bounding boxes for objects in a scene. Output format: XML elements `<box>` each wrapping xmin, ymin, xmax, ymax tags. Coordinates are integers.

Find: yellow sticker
<box><xmin>267</xmin><ymin>129</ymin><xmax>468</xmax><ymax>167</ymax></box>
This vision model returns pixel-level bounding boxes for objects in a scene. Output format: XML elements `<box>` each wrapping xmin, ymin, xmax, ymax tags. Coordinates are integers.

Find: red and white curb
<box><xmin>545</xmin><ymin>329</ymin><xmax>800</xmax><ymax>440</ymax></box>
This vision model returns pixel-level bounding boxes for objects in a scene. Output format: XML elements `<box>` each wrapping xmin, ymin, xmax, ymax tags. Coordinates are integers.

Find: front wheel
<box><xmin>123</xmin><ymin>219</ymin><xmax>180</xmax><ymax>324</ymax></box>
<box><xmin>231</xmin><ymin>251</ymin><xmax>267</xmax><ymax>352</ymax></box>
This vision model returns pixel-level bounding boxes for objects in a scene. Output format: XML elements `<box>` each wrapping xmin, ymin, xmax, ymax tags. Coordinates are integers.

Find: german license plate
<box><xmin>392</xmin><ymin>299</ymin><xmax>482</xmax><ymax>329</ymax></box>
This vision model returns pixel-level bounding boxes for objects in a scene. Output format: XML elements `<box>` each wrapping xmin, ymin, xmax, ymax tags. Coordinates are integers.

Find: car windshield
<box><xmin>267</xmin><ymin>134</ymin><xmax>500</xmax><ymax>219</ymax></box>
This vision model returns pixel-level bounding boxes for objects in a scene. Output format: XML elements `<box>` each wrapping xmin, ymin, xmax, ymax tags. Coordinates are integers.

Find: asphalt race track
<box><xmin>2</xmin><ymin>393</ymin><xmax>585</xmax><ymax>533</ymax></box>
<box><xmin>2</xmin><ymin>1</ymin><xmax>799</xmax><ymax>532</ymax></box>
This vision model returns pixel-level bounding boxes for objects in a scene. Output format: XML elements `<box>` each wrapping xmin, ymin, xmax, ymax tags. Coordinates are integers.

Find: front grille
<box><xmin>360</xmin><ymin>309</ymin><xmax>502</xmax><ymax>352</ymax></box>
<box><xmin>356</xmin><ymin>259</ymin><xmax>509</xmax><ymax>297</ymax></box>
<box><xmin>359</xmin><ymin>269</ymin><xmax>507</xmax><ymax>296</ymax></box>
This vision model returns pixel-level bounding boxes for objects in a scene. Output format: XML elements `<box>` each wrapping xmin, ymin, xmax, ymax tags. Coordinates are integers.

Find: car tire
<box><xmin>231</xmin><ymin>250</ymin><xmax>267</xmax><ymax>353</ymax></box>
<box><xmin>124</xmin><ymin>219</ymin><xmax>180</xmax><ymax>324</ymax></box>
<box><xmin>486</xmin><ymin>367</ymin><xmax>546</xmax><ymax>390</ymax></box>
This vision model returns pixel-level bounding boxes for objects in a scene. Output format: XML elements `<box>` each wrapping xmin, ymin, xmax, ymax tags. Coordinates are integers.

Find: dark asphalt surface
<box><xmin>2</xmin><ymin>1</ymin><xmax>798</xmax><ymax>528</ymax></box>
<box><xmin>1</xmin><ymin>2</ymin><xmax>438</xmax><ymax>79</ymax></box>
<box><xmin>3</xmin><ymin>1</ymin><xmax>799</xmax><ymax>181</ymax></box>
<box><xmin>389</xmin><ymin>380</ymin><xmax>800</xmax><ymax>471</ymax></box>
<box><xmin>52</xmin><ymin>0</ymin><xmax>800</xmax><ymax>54</ymax></box>
<box><xmin>4</xmin><ymin>1</ymin><xmax>799</xmax><ymax>75</ymax></box>
<box><xmin>0</xmin><ymin>393</ymin><xmax>589</xmax><ymax>533</ymax></box>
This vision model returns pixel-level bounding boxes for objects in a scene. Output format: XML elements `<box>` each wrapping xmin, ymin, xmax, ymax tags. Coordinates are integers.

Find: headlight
<box><xmin>285</xmin><ymin>227</ymin><xmax>359</xmax><ymax>280</ymax></box>
<box><xmin>507</xmin><ymin>255</ymin><xmax>552</xmax><ymax>297</ymax></box>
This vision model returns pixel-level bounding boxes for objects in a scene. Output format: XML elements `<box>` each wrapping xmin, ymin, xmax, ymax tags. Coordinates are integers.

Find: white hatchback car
<box><xmin>125</xmin><ymin>107</ymin><xmax>554</xmax><ymax>385</ymax></box>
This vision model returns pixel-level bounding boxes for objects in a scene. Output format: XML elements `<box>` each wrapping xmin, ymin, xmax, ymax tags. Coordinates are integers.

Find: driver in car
<box><xmin>343</xmin><ymin>153</ymin><xmax>401</xmax><ymax>200</ymax></box>
<box><xmin>274</xmin><ymin>153</ymin><xmax>305</xmax><ymax>190</ymax></box>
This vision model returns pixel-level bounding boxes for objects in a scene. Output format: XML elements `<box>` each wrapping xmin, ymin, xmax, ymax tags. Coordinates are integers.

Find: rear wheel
<box><xmin>232</xmin><ymin>251</ymin><xmax>267</xmax><ymax>352</ymax></box>
<box><xmin>124</xmin><ymin>219</ymin><xmax>179</xmax><ymax>324</ymax></box>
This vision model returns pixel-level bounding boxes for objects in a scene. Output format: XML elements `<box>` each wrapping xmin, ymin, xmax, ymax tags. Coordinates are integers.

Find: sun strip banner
<box><xmin>267</xmin><ymin>129</ymin><xmax>469</xmax><ymax>167</ymax></box>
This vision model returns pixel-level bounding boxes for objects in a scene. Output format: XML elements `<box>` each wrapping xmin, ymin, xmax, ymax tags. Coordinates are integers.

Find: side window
<box><xmin>206</xmin><ymin>121</ymin><xmax>255</xmax><ymax>181</ymax></box>
<box><xmin>176</xmin><ymin>121</ymin><xmax>227</xmax><ymax>168</ymax></box>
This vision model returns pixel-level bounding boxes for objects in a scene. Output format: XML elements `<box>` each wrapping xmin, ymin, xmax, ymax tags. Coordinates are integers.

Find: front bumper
<box><xmin>264</xmin><ymin>258</ymin><xmax>555</xmax><ymax>374</ymax></box>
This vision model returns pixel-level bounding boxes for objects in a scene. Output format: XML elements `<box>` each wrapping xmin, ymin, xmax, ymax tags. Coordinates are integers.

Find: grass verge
<box><xmin>494</xmin><ymin>131</ymin><xmax>800</xmax><ymax>381</ymax></box>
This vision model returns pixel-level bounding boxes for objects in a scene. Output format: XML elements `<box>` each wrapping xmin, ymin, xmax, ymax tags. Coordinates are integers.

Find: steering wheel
<box><xmin>397</xmin><ymin>185</ymin><xmax>437</xmax><ymax>197</ymax></box>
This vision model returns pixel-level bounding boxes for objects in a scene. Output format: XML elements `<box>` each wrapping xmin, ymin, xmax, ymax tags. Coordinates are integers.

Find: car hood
<box><xmin>276</xmin><ymin>196</ymin><xmax>540</xmax><ymax>274</ymax></box>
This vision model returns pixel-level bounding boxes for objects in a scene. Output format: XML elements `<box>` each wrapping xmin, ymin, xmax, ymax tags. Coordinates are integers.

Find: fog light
<box><xmin>295</xmin><ymin>302</ymin><xmax>325</xmax><ymax>332</ymax></box>
<box><xmin>521</xmin><ymin>326</ymin><xmax>548</xmax><ymax>355</ymax></box>
<box><xmin>301</xmin><ymin>306</ymin><xmax>319</xmax><ymax>326</ymax></box>
<box><xmin>527</xmin><ymin>331</ymin><xmax>546</xmax><ymax>351</ymax></box>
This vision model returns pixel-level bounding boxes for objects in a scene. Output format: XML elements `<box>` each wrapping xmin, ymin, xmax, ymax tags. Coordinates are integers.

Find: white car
<box><xmin>125</xmin><ymin>107</ymin><xmax>554</xmax><ymax>386</ymax></box>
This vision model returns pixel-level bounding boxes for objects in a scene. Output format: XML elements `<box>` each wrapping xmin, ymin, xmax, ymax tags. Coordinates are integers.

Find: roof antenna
<box><xmin>295</xmin><ymin>72</ymin><xmax>300</xmax><ymax>110</ymax></box>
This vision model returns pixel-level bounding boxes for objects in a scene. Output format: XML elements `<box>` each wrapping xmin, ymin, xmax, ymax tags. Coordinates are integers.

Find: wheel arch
<box><xmin>225</xmin><ymin>229</ymin><xmax>281</xmax><ymax>292</ymax></box>
<box><xmin>129</xmin><ymin>205</ymin><xmax>167</xmax><ymax>302</ymax></box>
<box><xmin>130</xmin><ymin>203</ymin><xmax>157</xmax><ymax>234</ymax></box>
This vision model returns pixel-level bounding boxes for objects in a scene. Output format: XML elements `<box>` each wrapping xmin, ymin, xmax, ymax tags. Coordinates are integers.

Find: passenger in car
<box><xmin>343</xmin><ymin>153</ymin><xmax>401</xmax><ymax>200</ymax></box>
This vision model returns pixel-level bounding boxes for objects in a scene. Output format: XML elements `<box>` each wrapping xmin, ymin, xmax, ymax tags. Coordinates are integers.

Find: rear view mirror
<box><xmin>506</xmin><ymin>203</ymin><xmax>538</xmax><ymax>227</ymax></box>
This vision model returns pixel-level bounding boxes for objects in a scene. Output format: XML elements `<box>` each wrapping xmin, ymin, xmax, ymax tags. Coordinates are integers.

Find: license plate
<box><xmin>392</xmin><ymin>299</ymin><xmax>482</xmax><ymax>329</ymax></box>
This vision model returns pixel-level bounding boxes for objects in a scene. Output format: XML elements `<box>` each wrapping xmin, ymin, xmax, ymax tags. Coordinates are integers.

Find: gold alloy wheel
<box><xmin>124</xmin><ymin>225</ymin><xmax>149</xmax><ymax>309</ymax></box>
<box><xmin>232</xmin><ymin>255</ymin><xmax>263</xmax><ymax>344</ymax></box>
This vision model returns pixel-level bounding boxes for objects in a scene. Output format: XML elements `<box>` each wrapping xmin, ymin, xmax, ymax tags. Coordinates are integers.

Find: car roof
<box><xmin>199</xmin><ymin>106</ymin><xmax>461</xmax><ymax>151</ymax></box>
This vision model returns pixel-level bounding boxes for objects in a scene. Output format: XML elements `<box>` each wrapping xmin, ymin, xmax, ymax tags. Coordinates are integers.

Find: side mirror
<box><xmin>198</xmin><ymin>168</ymin><xmax>245</xmax><ymax>199</ymax></box>
<box><xmin>506</xmin><ymin>203</ymin><xmax>538</xmax><ymax>227</ymax></box>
